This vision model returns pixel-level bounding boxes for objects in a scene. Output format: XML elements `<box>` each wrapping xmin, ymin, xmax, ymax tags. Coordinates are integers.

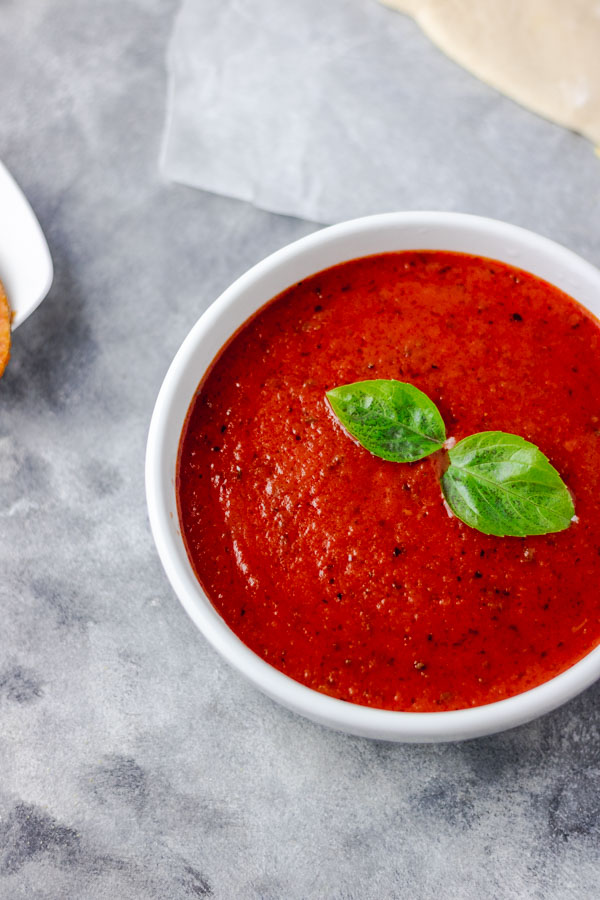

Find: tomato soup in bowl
<box><xmin>146</xmin><ymin>212</ymin><xmax>600</xmax><ymax>742</ymax></box>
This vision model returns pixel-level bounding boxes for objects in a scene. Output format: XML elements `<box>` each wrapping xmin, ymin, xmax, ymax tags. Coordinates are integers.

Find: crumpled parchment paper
<box><xmin>162</xmin><ymin>0</ymin><xmax>594</xmax><ymax>224</ymax></box>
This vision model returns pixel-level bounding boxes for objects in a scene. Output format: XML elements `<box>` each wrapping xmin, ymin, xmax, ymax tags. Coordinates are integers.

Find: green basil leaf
<box><xmin>441</xmin><ymin>431</ymin><xmax>575</xmax><ymax>537</ymax></box>
<box><xmin>326</xmin><ymin>379</ymin><xmax>446</xmax><ymax>462</ymax></box>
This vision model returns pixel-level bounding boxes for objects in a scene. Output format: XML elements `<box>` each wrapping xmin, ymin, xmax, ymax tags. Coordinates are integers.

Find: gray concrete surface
<box><xmin>1</xmin><ymin>1</ymin><xmax>599</xmax><ymax>898</ymax></box>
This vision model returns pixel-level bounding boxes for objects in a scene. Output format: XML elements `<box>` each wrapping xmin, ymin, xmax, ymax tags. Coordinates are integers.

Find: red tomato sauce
<box><xmin>177</xmin><ymin>252</ymin><xmax>600</xmax><ymax>711</ymax></box>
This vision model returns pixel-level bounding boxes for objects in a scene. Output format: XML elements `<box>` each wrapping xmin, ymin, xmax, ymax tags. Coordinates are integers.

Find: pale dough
<box><xmin>382</xmin><ymin>0</ymin><xmax>600</xmax><ymax>146</ymax></box>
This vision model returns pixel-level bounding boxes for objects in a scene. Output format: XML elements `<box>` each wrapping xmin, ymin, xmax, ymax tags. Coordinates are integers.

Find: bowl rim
<box><xmin>146</xmin><ymin>210</ymin><xmax>600</xmax><ymax>742</ymax></box>
<box><xmin>0</xmin><ymin>159</ymin><xmax>54</xmax><ymax>330</ymax></box>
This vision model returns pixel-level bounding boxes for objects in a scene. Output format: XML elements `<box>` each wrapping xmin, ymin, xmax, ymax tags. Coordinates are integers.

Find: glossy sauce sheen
<box><xmin>177</xmin><ymin>252</ymin><xmax>600</xmax><ymax>711</ymax></box>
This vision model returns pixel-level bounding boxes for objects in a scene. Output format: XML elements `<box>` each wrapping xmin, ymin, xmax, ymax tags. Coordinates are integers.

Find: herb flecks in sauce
<box><xmin>177</xmin><ymin>251</ymin><xmax>600</xmax><ymax>712</ymax></box>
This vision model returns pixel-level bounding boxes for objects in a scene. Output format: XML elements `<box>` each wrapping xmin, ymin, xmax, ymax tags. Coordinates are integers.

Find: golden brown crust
<box><xmin>0</xmin><ymin>279</ymin><xmax>11</xmax><ymax>378</ymax></box>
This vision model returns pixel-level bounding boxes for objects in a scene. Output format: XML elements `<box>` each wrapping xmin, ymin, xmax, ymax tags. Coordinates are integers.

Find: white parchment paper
<box><xmin>162</xmin><ymin>0</ymin><xmax>595</xmax><ymax>224</ymax></box>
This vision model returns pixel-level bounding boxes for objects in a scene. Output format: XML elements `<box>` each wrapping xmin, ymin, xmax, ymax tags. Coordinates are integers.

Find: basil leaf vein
<box><xmin>441</xmin><ymin>431</ymin><xmax>574</xmax><ymax>537</ymax></box>
<box><xmin>326</xmin><ymin>379</ymin><xmax>446</xmax><ymax>463</ymax></box>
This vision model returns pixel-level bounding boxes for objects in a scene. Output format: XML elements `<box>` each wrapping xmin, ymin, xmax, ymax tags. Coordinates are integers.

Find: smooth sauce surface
<box><xmin>177</xmin><ymin>252</ymin><xmax>600</xmax><ymax>711</ymax></box>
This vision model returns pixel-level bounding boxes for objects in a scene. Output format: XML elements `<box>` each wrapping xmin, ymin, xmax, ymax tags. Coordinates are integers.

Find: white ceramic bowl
<box><xmin>0</xmin><ymin>160</ymin><xmax>53</xmax><ymax>329</ymax></box>
<box><xmin>146</xmin><ymin>211</ymin><xmax>600</xmax><ymax>742</ymax></box>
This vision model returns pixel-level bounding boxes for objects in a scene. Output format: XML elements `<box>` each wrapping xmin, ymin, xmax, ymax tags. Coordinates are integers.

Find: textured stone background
<box><xmin>1</xmin><ymin>1</ymin><xmax>600</xmax><ymax>898</ymax></box>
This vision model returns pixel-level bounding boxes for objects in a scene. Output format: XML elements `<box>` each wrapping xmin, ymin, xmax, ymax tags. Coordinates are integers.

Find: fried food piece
<box><xmin>0</xmin><ymin>278</ymin><xmax>11</xmax><ymax>377</ymax></box>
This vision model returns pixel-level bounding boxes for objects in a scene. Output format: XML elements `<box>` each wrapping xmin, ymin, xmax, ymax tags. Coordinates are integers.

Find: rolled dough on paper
<box><xmin>381</xmin><ymin>0</ymin><xmax>600</xmax><ymax>146</ymax></box>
